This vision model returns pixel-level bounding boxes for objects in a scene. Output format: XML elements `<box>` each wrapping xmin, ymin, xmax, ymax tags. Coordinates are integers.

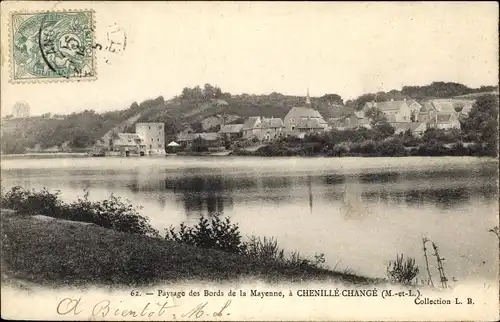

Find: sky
<box><xmin>1</xmin><ymin>1</ymin><xmax>498</xmax><ymax>116</ymax></box>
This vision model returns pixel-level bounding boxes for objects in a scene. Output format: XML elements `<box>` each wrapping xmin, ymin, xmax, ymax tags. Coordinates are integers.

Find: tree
<box><xmin>365</xmin><ymin>107</ymin><xmax>388</xmax><ymax>126</ymax></box>
<box><xmin>203</xmin><ymin>83</ymin><xmax>216</xmax><ymax>99</ymax></box>
<box><xmin>352</xmin><ymin>93</ymin><xmax>377</xmax><ymax>110</ymax></box>
<box><xmin>214</xmin><ymin>86</ymin><xmax>223</xmax><ymax>98</ymax></box>
<box><xmin>321</xmin><ymin>93</ymin><xmax>344</xmax><ymax>105</ymax></box>
<box><xmin>374</xmin><ymin>122</ymin><xmax>395</xmax><ymax>138</ymax></box>
<box><xmin>462</xmin><ymin>94</ymin><xmax>499</xmax><ymax>155</ymax></box>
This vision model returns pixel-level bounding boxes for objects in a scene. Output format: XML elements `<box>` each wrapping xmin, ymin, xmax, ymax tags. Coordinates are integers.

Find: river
<box><xmin>1</xmin><ymin>156</ymin><xmax>498</xmax><ymax>283</ymax></box>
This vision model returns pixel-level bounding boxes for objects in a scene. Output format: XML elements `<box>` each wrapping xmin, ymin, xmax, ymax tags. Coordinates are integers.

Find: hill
<box><xmin>2</xmin><ymin>211</ymin><xmax>375</xmax><ymax>286</ymax></box>
<box><xmin>1</xmin><ymin>82</ymin><xmax>497</xmax><ymax>153</ymax></box>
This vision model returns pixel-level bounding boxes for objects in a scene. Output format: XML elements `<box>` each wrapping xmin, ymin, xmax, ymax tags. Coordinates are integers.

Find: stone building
<box><xmin>135</xmin><ymin>122</ymin><xmax>165</xmax><ymax>155</ymax></box>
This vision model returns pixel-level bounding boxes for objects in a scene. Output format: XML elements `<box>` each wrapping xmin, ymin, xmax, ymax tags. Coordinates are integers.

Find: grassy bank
<box><xmin>1</xmin><ymin>211</ymin><xmax>377</xmax><ymax>288</ymax></box>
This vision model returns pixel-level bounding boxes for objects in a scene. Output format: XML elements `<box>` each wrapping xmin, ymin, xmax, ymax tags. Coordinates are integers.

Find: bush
<box><xmin>165</xmin><ymin>216</ymin><xmax>326</xmax><ymax>269</ymax></box>
<box><xmin>245</xmin><ymin>236</ymin><xmax>285</xmax><ymax>261</ymax></box>
<box><xmin>165</xmin><ymin>214</ymin><xmax>247</xmax><ymax>254</ymax></box>
<box><xmin>1</xmin><ymin>186</ymin><xmax>159</xmax><ymax>237</ymax></box>
<box><xmin>374</xmin><ymin>140</ymin><xmax>407</xmax><ymax>157</ymax></box>
<box><xmin>386</xmin><ymin>254</ymin><xmax>419</xmax><ymax>285</ymax></box>
<box><xmin>1</xmin><ymin>186</ymin><xmax>61</xmax><ymax>215</ymax></box>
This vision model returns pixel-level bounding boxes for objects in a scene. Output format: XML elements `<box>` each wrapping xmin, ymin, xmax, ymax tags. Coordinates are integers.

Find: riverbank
<box><xmin>1</xmin><ymin>210</ymin><xmax>378</xmax><ymax>288</ymax></box>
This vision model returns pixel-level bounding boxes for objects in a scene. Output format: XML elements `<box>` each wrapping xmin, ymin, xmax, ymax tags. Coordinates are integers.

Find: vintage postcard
<box><xmin>1</xmin><ymin>1</ymin><xmax>499</xmax><ymax>321</ymax></box>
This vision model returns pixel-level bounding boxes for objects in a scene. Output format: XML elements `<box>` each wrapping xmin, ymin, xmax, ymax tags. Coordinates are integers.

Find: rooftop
<box><xmin>242</xmin><ymin>117</ymin><xmax>261</xmax><ymax>130</ymax></box>
<box><xmin>436</xmin><ymin>113</ymin><xmax>455</xmax><ymax>123</ymax></box>
<box><xmin>219</xmin><ymin>124</ymin><xmax>244</xmax><ymax>134</ymax></box>
<box><xmin>286</xmin><ymin>106</ymin><xmax>324</xmax><ymax>119</ymax></box>
<box><xmin>259</xmin><ymin>117</ymin><xmax>284</xmax><ymax>128</ymax></box>
<box><xmin>364</xmin><ymin>100</ymin><xmax>409</xmax><ymax>111</ymax></box>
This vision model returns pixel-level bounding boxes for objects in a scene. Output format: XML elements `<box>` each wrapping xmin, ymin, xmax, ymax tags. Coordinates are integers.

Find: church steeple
<box><xmin>305</xmin><ymin>87</ymin><xmax>311</xmax><ymax>106</ymax></box>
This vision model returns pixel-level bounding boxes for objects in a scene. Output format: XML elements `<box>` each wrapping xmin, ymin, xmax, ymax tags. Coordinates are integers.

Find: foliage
<box><xmin>165</xmin><ymin>216</ymin><xmax>327</xmax><ymax>270</ymax></box>
<box><xmin>165</xmin><ymin>214</ymin><xmax>247</xmax><ymax>254</ymax></box>
<box><xmin>245</xmin><ymin>236</ymin><xmax>285</xmax><ymax>261</ymax></box>
<box><xmin>373</xmin><ymin>122</ymin><xmax>395</xmax><ymax>139</ymax></box>
<box><xmin>347</xmin><ymin>83</ymin><xmax>498</xmax><ymax>110</ymax></box>
<box><xmin>461</xmin><ymin>94</ymin><xmax>499</xmax><ymax>156</ymax></box>
<box><xmin>190</xmin><ymin>137</ymin><xmax>209</xmax><ymax>152</ymax></box>
<box><xmin>365</xmin><ymin>107</ymin><xmax>388</xmax><ymax>126</ymax></box>
<box><xmin>1</xmin><ymin>103</ymin><xmax>152</xmax><ymax>153</ymax></box>
<box><xmin>1</xmin><ymin>186</ymin><xmax>61</xmax><ymax>215</ymax></box>
<box><xmin>1</xmin><ymin>186</ymin><xmax>159</xmax><ymax>237</ymax></box>
<box><xmin>422</xmin><ymin>128</ymin><xmax>463</xmax><ymax>144</ymax></box>
<box><xmin>386</xmin><ymin>254</ymin><xmax>420</xmax><ymax>285</ymax></box>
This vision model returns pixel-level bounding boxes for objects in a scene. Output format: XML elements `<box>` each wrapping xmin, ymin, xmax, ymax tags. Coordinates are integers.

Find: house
<box><xmin>458</xmin><ymin>101</ymin><xmax>474</xmax><ymax>115</ymax></box>
<box><xmin>136</xmin><ymin>122</ymin><xmax>165</xmax><ymax>155</ymax></box>
<box><xmin>429</xmin><ymin>99</ymin><xmax>458</xmax><ymax>114</ymax></box>
<box><xmin>112</xmin><ymin>133</ymin><xmax>146</xmax><ymax>155</ymax></box>
<box><xmin>241</xmin><ymin>117</ymin><xmax>284</xmax><ymax>141</ymax></box>
<box><xmin>432</xmin><ymin>113</ymin><xmax>461</xmax><ymax>130</ymax></box>
<box><xmin>392</xmin><ymin>122</ymin><xmax>427</xmax><ymax>136</ymax></box>
<box><xmin>363</xmin><ymin>99</ymin><xmax>412</xmax><ymax>123</ymax></box>
<box><xmin>218</xmin><ymin>124</ymin><xmax>244</xmax><ymax>141</ymax></box>
<box><xmin>257</xmin><ymin>117</ymin><xmax>284</xmax><ymax>140</ymax></box>
<box><xmin>406</xmin><ymin>100</ymin><xmax>423</xmax><ymax>114</ymax></box>
<box><xmin>242</xmin><ymin>117</ymin><xmax>262</xmax><ymax>139</ymax></box>
<box><xmin>283</xmin><ymin>92</ymin><xmax>328</xmax><ymax>135</ymax></box>
<box><xmin>177</xmin><ymin>132</ymin><xmax>220</xmax><ymax>148</ymax></box>
<box><xmin>417</xmin><ymin>102</ymin><xmax>438</xmax><ymax>122</ymax></box>
<box><xmin>328</xmin><ymin>111</ymin><xmax>371</xmax><ymax>130</ymax></box>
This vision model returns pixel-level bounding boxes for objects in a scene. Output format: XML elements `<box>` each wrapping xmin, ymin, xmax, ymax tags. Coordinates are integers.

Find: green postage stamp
<box><xmin>10</xmin><ymin>10</ymin><xmax>96</xmax><ymax>83</ymax></box>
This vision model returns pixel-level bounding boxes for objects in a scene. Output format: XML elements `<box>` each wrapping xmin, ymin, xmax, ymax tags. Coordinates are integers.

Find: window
<box><xmin>158</xmin><ymin>144</ymin><xmax>162</xmax><ymax>148</ymax></box>
<box><xmin>158</xmin><ymin>125</ymin><xmax>162</xmax><ymax>129</ymax></box>
<box><xmin>157</xmin><ymin>138</ymin><xmax>160</xmax><ymax>142</ymax></box>
<box><xmin>151</xmin><ymin>138</ymin><xmax>153</xmax><ymax>141</ymax></box>
<box><xmin>291</xmin><ymin>126</ymin><xmax>295</xmax><ymax>131</ymax></box>
<box><xmin>149</xmin><ymin>145</ymin><xmax>152</xmax><ymax>149</ymax></box>
<box><xmin>148</xmin><ymin>126</ymin><xmax>151</xmax><ymax>130</ymax></box>
<box><xmin>291</xmin><ymin>118</ymin><xmax>295</xmax><ymax>123</ymax></box>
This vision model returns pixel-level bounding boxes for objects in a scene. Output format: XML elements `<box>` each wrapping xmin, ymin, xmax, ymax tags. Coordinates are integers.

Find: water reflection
<box><xmin>2</xmin><ymin>158</ymin><xmax>498</xmax><ymax>282</ymax></box>
<box><xmin>2</xmin><ymin>163</ymin><xmax>497</xmax><ymax>218</ymax></box>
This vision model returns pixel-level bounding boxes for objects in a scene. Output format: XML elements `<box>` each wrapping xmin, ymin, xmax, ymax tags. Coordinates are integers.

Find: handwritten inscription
<box><xmin>56</xmin><ymin>297</ymin><xmax>231</xmax><ymax>319</ymax></box>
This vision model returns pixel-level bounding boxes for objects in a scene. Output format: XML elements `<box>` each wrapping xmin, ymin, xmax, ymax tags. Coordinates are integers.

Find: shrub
<box><xmin>245</xmin><ymin>236</ymin><xmax>285</xmax><ymax>262</ymax></box>
<box><xmin>1</xmin><ymin>186</ymin><xmax>159</xmax><ymax>237</ymax></box>
<box><xmin>165</xmin><ymin>214</ymin><xmax>247</xmax><ymax>254</ymax></box>
<box><xmin>374</xmin><ymin>140</ymin><xmax>407</xmax><ymax>157</ymax></box>
<box><xmin>386</xmin><ymin>254</ymin><xmax>420</xmax><ymax>285</ymax></box>
<box><xmin>1</xmin><ymin>186</ymin><xmax>62</xmax><ymax>216</ymax></box>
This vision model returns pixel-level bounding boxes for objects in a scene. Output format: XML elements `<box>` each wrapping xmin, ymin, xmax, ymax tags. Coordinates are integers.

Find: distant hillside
<box><xmin>0</xmin><ymin>98</ymin><xmax>161</xmax><ymax>154</ymax></box>
<box><xmin>1</xmin><ymin>81</ymin><xmax>497</xmax><ymax>154</ymax></box>
<box><xmin>453</xmin><ymin>91</ymin><xmax>499</xmax><ymax>100</ymax></box>
<box><xmin>346</xmin><ymin>82</ymin><xmax>498</xmax><ymax>110</ymax></box>
<box><xmin>136</xmin><ymin>85</ymin><xmax>350</xmax><ymax>138</ymax></box>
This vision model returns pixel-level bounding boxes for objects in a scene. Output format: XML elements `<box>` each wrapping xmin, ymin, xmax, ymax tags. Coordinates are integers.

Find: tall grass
<box><xmin>386</xmin><ymin>253</ymin><xmax>420</xmax><ymax>285</ymax></box>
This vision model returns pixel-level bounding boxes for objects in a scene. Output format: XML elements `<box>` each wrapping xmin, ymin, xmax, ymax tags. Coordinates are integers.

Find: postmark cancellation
<box><xmin>10</xmin><ymin>10</ymin><xmax>96</xmax><ymax>83</ymax></box>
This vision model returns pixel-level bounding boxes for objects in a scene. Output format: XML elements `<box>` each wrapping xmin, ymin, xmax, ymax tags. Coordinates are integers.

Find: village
<box><xmin>103</xmin><ymin>90</ymin><xmax>471</xmax><ymax>156</ymax></box>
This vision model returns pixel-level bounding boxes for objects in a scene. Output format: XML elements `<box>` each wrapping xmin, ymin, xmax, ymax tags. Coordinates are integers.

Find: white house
<box><xmin>363</xmin><ymin>99</ymin><xmax>413</xmax><ymax>123</ymax></box>
<box><xmin>433</xmin><ymin>113</ymin><xmax>461</xmax><ymax>130</ymax></box>
<box><xmin>241</xmin><ymin>117</ymin><xmax>284</xmax><ymax>141</ymax></box>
